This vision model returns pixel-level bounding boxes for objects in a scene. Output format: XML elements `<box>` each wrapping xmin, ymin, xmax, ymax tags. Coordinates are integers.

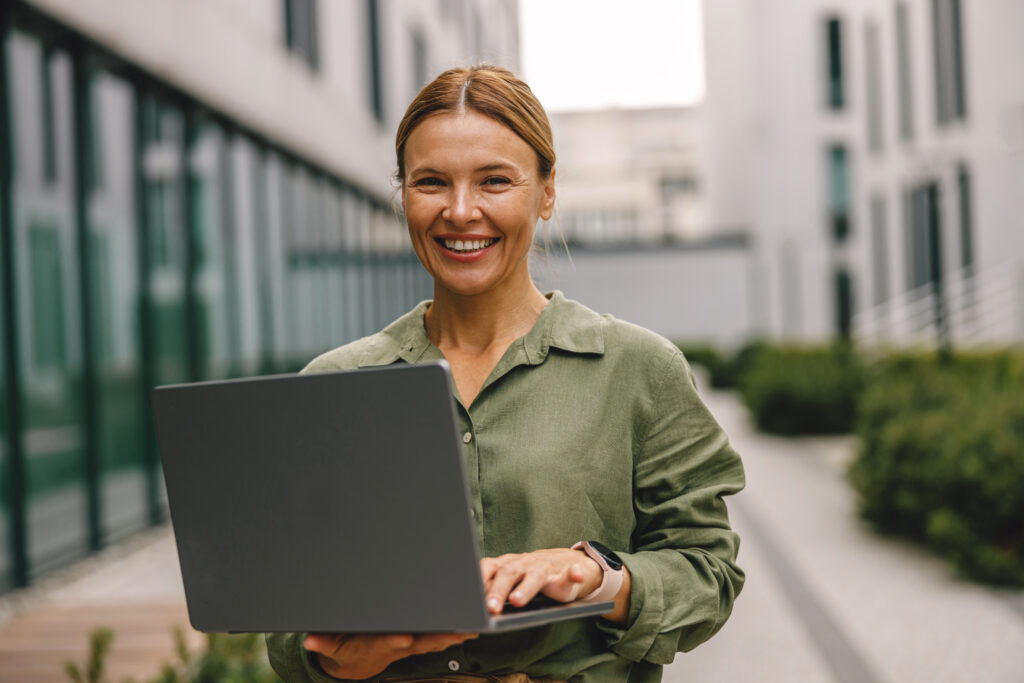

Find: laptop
<box><xmin>151</xmin><ymin>361</ymin><xmax>614</xmax><ymax>633</ymax></box>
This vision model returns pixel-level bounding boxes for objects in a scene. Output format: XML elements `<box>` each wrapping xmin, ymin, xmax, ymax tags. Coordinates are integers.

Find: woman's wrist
<box><xmin>573</xmin><ymin>548</ymin><xmax>605</xmax><ymax>596</ymax></box>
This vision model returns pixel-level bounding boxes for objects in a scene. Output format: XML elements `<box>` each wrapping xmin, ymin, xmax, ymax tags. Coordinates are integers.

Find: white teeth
<box><xmin>443</xmin><ymin>238</ymin><xmax>495</xmax><ymax>252</ymax></box>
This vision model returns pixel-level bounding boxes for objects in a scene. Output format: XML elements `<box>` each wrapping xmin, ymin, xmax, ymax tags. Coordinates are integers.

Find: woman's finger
<box><xmin>408</xmin><ymin>632</ymin><xmax>478</xmax><ymax>655</ymax></box>
<box><xmin>485</xmin><ymin>557</ymin><xmax>528</xmax><ymax>613</ymax></box>
<box><xmin>303</xmin><ymin>633</ymin><xmax>347</xmax><ymax>655</ymax></box>
<box><xmin>507</xmin><ymin>564</ymin><xmax>556</xmax><ymax>607</ymax></box>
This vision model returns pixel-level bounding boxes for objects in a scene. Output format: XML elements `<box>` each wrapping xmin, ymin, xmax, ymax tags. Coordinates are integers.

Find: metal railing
<box><xmin>854</xmin><ymin>258</ymin><xmax>1024</xmax><ymax>350</ymax></box>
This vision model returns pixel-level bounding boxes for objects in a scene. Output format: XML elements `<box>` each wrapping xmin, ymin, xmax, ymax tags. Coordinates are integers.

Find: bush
<box><xmin>677</xmin><ymin>340</ymin><xmax>769</xmax><ymax>389</ymax></box>
<box><xmin>849</xmin><ymin>351</ymin><xmax>1024</xmax><ymax>585</ymax></box>
<box><xmin>737</xmin><ymin>343</ymin><xmax>863</xmax><ymax>435</ymax></box>
<box><xmin>65</xmin><ymin>627</ymin><xmax>281</xmax><ymax>683</ymax></box>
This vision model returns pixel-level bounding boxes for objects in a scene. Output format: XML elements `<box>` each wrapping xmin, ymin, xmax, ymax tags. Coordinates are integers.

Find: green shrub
<box><xmin>675</xmin><ymin>343</ymin><xmax>723</xmax><ymax>375</ymax></box>
<box><xmin>849</xmin><ymin>351</ymin><xmax>1024</xmax><ymax>586</ymax></box>
<box><xmin>737</xmin><ymin>343</ymin><xmax>863</xmax><ymax>435</ymax></box>
<box><xmin>65</xmin><ymin>627</ymin><xmax>281</xmax><ymax>683</ymax></box>
<box><xmin>677</xmin><ymin>340</ymin><xmax>769</xmax><ymax>389</ymax></box>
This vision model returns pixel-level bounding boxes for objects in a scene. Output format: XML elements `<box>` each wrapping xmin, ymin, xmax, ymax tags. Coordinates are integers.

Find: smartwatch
<box><xmin>571</xmin><ymin>540</ymin><xmax>625</xmax><ymax>603</ymax></box>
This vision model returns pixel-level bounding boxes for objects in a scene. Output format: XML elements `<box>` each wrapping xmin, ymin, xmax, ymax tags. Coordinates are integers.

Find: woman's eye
<box><xmin>413</xmin><ymin>177</ymin><xmax>444</xmax><ymax>188</ymax></box>
<box><xmin>482</xmin><ymin>176</ymin><xmax>511</xmax><ymax>187</ymax></box>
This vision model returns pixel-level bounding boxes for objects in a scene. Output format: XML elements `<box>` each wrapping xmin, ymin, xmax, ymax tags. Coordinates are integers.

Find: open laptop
<box><xmin>151</xmin><ymin>361</ymin><xmax>613</xmax><ymax>633</ymax></box>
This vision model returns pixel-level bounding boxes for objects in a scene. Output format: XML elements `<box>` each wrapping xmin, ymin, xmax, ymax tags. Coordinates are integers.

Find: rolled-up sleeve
<box><xmin>597</xmin><ymin>349</ymin><xmax>745</xmax><ymax>663</ymax></box>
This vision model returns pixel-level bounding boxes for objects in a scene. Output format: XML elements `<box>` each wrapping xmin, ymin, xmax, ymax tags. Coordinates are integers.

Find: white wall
<box><xmin>533</xmin><ymin>245</ymin><xmax>753</xmax><ymax>347</ymax></box>
<box><xmin>702</xmin><ymin>0</ymin><xmax>1024</xmax><ymax>345</ymax></box>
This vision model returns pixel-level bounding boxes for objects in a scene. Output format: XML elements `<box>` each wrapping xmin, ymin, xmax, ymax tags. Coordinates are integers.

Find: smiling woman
<box><xmin>402</xmin><ymin>110</ymin><xmax>554</xmax><ymax>305</ymax></box>
<box><xmin>266</xmin><ymin>65</ymin><xmax>745</xmax><ymax>683</ymax></box>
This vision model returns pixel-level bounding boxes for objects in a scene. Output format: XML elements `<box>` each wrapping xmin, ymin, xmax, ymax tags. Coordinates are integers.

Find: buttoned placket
<box><xmin>457</xmin><ymin>406</ymin><xmax>482</xmax><ymax>540</ymax></box>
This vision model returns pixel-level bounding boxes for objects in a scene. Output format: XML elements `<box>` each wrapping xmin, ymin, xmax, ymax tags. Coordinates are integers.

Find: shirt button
<box><xmin>462</xmin><ymin>431</ymin><xmax>473</xmax><ymax>444</ymax></box>
<box><xmin>448</xmin><ymin>659</ymin><xmax>461</xmax><ymax>671</ymax></box>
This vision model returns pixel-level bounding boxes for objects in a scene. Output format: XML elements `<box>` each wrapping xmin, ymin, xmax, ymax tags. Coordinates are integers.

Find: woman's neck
<box><xmin>425</xmin><ymin>280</ymin><xmax>549</xmax><ymax>354</ymax></box>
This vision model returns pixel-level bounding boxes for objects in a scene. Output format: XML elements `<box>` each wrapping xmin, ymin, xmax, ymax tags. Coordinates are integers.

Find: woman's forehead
<box><xmin>405</xmin><ymin>111</ymin><xmax>535</xmax><ymax>169</ymax></box>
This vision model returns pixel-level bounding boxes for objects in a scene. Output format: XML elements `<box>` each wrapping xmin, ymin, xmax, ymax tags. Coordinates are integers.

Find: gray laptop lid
<box><xmin>152</xmin><ymin>362</ymin><xmax>611</xmax><ymax>633</ymax></box>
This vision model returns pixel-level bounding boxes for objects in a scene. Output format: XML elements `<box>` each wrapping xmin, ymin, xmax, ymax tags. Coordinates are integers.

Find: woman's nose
<box><xmin>442</xmin><ymin>185</ymin><xmax>481</xmax><ymax>225</ymax></box>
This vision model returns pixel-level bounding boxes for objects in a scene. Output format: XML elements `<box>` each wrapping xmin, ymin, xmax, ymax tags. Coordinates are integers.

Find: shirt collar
<box><xmin>355</xmin><ymin>290</ymin><xmax>605</xmax><ymax>368</ymax></box>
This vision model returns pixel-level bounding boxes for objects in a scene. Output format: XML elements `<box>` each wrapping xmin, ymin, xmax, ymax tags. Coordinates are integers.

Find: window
<box><xmin>411</xmin><ymin>29</ymin><xmax>428</xmax><ymax>96</ymax></box>
<box><xmin>932</xmin><ymin>0</ymin><xmax>967</xmax><ymax>124</ymax></box>
<box><xmin>827</xmin><ymin>145</ymin><xmax>850</xmax><ymax>241</ymax></box>
<box><xmin>864</xmin><ymin>20</ymin><xmax>884</xmax><ymax>152</ymax></box>
<box><xmin>283</xmin><ymin>0</ymin><xmax>319</xmax><ymax>70</ymax></box>
<box><xmin>825</xmin><ymin>17</ymin><xmax>845</xmax><ymax>110</ymax></box>
<box><xmin>367</xmin><ymin>0</ymin><xmax>384</xmax><ymax>123</ymax></box>
<box><xmin>894</xmin><ymin>2</ymin><xmax>915</xmax><ymax>141</ymax></box>
<box><xmin>40</xmin><ymin>43</ymin><xmax>57</xmax><ymax>183</ymax></box>
<box><xmin>870</xmin><ymin>195</ymin><xmax>890</xmax><ymax>305</ymax></box>
<box><xmin>906</xmin><ymin>181</ymin><xmax>943</xmax><ymax>290</ymax></box>
<box><xmin>29</xmin><ymin>222</ymin><xmax>68</xmax><ymax>370</ymax></box>
<box><xmin>835</xmin><ymin>268</ymin><xmax>853</xmax><ymax>339</ymax></box>
<box><xmin>957</xmin><ymin>164</ymin><xmax>973</xmax><ymax>272</ymax></box>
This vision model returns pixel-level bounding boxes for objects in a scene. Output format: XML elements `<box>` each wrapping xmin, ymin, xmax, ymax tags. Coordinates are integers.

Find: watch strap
<box><xmin>571</xmin><ymin>541</ymin><xmax>624</xmax><ymax>603</ymax></box>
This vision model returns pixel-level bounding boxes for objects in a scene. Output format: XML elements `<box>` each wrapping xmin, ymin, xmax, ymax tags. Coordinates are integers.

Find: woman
<box><xmin>267</xmin><ymin>65</ymin><xmax>744</xmax><ymax>682</ymax></box>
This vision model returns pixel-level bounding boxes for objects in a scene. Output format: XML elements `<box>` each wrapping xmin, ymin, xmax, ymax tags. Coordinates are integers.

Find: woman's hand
<box><xmin>303</xmin><ymin>632</ymin><xmax>477</xmax><ymax>680</ymax></box>
<box><xmin>480</xmin><ymin>548</ymin><xmax>604</xmax><ymax>612</ymax></box>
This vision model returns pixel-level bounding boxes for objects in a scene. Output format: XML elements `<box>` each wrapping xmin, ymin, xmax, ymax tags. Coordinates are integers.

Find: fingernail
<box><xmin>511</xmin><ymin>591</ymin><xmax>523</xmax><ymax>602</ymax></box>
<box><xmin>487</xmin><ymin>597</ymin><xmax>499</xmax><ymax>609</ymax></box>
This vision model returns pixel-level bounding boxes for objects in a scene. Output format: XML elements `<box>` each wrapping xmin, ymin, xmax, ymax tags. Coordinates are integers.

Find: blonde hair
<box><xmin>394</xmin><ymin>65</ymin><xmax>556</xmax><ymax>182</ymax></box>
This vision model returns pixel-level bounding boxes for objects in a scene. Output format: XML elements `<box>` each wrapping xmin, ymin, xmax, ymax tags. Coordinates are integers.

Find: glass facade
<box><xmin>0</xmin><ymin>4</ymin><xmax>428</xmax><ymax>590</ymax></box>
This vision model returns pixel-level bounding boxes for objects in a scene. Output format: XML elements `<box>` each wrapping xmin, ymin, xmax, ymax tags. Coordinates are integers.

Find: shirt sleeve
<box><xmin>596</xmin><ymin>348</ymin><xmax>746</xmax><ymax>664</ymax></box>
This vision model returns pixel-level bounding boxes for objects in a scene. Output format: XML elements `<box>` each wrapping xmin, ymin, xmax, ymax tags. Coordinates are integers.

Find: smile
<box><xmin>438</xmin><ymin>237</ymin><xmax>499</xmax><ymax>253</ymax></box>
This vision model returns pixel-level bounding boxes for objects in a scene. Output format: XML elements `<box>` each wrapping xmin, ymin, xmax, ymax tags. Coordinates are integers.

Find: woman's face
<box><xmin>401</xmin><ymin>110</ymin><xmax>555</xmax><ymax>298</ymax></box>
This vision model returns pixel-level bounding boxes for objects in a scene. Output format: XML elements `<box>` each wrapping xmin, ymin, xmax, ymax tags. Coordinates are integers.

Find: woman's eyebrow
<box><xmin>408</xmin><ymin>166</ymin><xmax>444</xmax><ymax>176</ymax></box>
<box><xmin>475</xmin><ymin>162</ymin><xmax>516</xmax><ymax>173</ymax></box>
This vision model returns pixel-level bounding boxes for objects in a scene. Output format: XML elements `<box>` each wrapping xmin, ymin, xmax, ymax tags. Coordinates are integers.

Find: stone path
<box><xmin>664</xmin><ymin>385</ymin><xmax>1024</xmax><ymax>682</ymax></box>
<box><xmin>0</xmin><ymin>529</ymin><xmax>201</xmax><ymax>682</ymax></box>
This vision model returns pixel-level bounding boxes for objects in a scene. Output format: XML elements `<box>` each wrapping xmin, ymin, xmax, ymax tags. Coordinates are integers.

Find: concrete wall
<box><xmin>533</xmin><ymin>243</ymin><xmax>754</xmax><ymax>347</ymax></box>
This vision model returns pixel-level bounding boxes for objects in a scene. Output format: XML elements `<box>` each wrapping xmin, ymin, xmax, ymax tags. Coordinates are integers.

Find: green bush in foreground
<box><xmin>737</xmin><ymin>344</ymin><xmax>863</xmax><ymax>435</ymax></box>
<box><xmin>849</xmin><ymin>351</ymin><xmax>1024</xmax><ymax>586</ymax></box>
<box><xmin>65</xmin><ymin>627</ymin><xmax>281</xmax><ymax>683</ymax></box>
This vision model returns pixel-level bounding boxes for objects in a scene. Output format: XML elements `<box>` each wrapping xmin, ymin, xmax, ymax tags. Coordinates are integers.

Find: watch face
<box><xmin>590</xmin><ymin>541</ymin><xmax>624</xmax><ymax>571</ymax></box>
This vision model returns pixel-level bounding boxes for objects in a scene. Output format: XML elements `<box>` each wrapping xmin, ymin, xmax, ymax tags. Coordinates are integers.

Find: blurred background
<box><xmin>0</xmin><ymin>0</ymin><xmax>1022</xmax><ymax>681</ymax></box>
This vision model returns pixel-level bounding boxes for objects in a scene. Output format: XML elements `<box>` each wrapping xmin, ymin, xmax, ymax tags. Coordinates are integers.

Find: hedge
<box><xmin>848</xmin><ymin>351</ymin><xmax>1024</xmax><ymax>585</ymax></box>
<box><xmin>736</xmin><ymin>343</ymin><xmax>863</xmax><ymax>435</ymax></box>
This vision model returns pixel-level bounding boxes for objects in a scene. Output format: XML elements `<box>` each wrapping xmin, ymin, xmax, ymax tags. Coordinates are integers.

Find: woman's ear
<box><xmin>540</xmin><ymin>168</ymin><xmax>556</xmax><ymax>221</ymax></box>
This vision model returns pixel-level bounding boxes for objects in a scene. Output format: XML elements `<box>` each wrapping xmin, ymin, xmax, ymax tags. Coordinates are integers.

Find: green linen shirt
<box><xmin>266</xmin><ymin>291</ymin><xmax>745</xmax><ymax>682</ymax></box>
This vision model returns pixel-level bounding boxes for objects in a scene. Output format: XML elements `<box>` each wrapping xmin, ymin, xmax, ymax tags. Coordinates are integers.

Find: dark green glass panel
<box><xmin>189</xmin><ymin>121</ymin><xmax>237</xmax><ymax>380</ymax></box>
<box><xmin>88</xmin><ymin>70</ymin><xmax>146</xmax><ymax>541</ymax></box>
<box><xmin>142</xmin><ymin>96</ymin><xmax>188</xmax><ymax>387</ymax></box>
<box><xmin>7</xmin><ymin>32</ymin><xmax>89</xmax><ymax>574</ymax></box>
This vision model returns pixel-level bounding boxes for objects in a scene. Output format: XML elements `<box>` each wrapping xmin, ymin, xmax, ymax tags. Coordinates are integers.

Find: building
<box><xmin>549</xmin><ymin>106</ymin><xmax>706</xmax><ymax>244</ymax></box>
<box><xmin>702</xmin><ymin>0</ymin><xmax>1024</xmax><ymax>346</ymax></box>
<box><xmin>0</xmin><ymin>0</ymin><xmax>519</xmax><ymax>592</ymax></box>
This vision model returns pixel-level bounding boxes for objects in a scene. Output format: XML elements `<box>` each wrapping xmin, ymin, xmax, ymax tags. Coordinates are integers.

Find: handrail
<box><xmin>854</xmin><ymin>258</ymin><xmax>1023</xmax><ymax>349</ymax></box>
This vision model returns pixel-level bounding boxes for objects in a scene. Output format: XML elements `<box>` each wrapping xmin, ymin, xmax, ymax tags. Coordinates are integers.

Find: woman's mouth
<box><xmin>437</xmin><ymin>237</ymin><xmax>499</xmax><ymax>253</ymax></box>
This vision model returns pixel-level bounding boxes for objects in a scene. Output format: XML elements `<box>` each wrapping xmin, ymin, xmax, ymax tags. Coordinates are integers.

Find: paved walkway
<box><xmin>664</xmin><ymin>384</ymin><xmax>1024</xmax><ymax>683</ymax></box>
<box><xmin>1</xmin><ymin>382</ymin><xmax>1022</xmax><ymax>682</ymax></box>
<box><xmin>0</xmin><ymin>528</ymin><xmax>202</xmax><ymax>682</ymax></box>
